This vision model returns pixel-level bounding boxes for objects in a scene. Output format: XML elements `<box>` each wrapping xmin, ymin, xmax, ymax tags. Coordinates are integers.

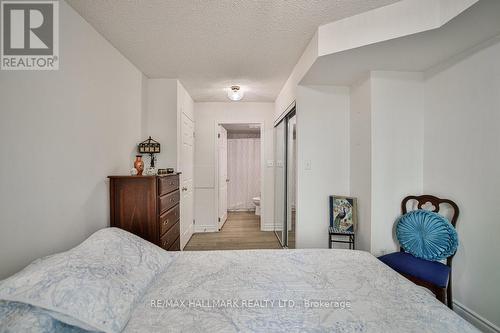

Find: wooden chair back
<box><xmin>400</xmin><ymin>195</ymin><xmax>460</xmax><ymax>266</ymax></box>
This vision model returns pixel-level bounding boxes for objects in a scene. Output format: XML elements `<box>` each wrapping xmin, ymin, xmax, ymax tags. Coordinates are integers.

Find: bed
<box><xmin>0</xmin><ymin>228</ymin><xmax>477</xmax><ymax>333</ymax></box>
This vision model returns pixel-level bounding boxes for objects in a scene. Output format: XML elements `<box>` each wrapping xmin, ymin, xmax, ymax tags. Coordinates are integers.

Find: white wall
<box><xmin>141</xmin><ymin>74</ymin><xmax>149</xmax><ymax>137</ymax></box>
<box><xmin>347</xmin><ymin>72</ymin><xmax>424</xmax><ymax>255</ymax></box>
<box><xmin>194</xmin><ymin>103</ymin><xmax>275</xmax><ymax>232</ymax></box>
<box><xmin>296</xmin><ymin>85</ymin><xmax>350</xmax><ymax>248</ymax></box>
<box><xmin>423</xmin><ymin>40</ymin><xmax>500</xmax><ymax>330</ymax></box>
<box><xmin>274</xmin><ymin>33</ymin><xmax>318</xmax><ymax>121</ymax></box>
<box><xmin>0</xmin><ymin>1</ymin><xmax>144</xmax><ymax>279</ymax></box>
<box><xmin>349</xmin><ymin>77</ymin><xmax>372</xmax><ymax>251</ymax></box>
<box><xmin>145</xmin><ymin>79</ymin><xmax>178</xmax><ymax>169</ymax></box>
<box><xmin>145</xmin><ymin>79</ymin><xmax>195</xmax><ymax>171</ymax></box>
<box><xmin>370</xmin><ymin>71</ymin><xmax>424</xmax><ymax>255</ymax></box>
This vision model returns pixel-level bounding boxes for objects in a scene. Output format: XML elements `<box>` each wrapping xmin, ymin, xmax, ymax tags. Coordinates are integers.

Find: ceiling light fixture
<box><xmin>227</xmin><ymin>85</ymin><xmax>244</xmax><ymax>101</ymax></box>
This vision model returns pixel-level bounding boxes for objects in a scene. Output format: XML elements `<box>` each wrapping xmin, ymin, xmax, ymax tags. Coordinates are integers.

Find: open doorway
<box><xmin>218</xmin><ymin>123</ymin><xmax>262</xmax><ymax>230</ymax></box>
<box><xmin>184</xmin><ymin>121</ymin><xmax>280</xmax><ymax>250</ymax></box>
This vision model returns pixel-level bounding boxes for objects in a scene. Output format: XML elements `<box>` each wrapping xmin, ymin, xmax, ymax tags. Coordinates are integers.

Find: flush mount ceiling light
<box><xmin>227</xmin><ymin>85</ymin><xmax>244</xmax><ymax>101</ymax></box>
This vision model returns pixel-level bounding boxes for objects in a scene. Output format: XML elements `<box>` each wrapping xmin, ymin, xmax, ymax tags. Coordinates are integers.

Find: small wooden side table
<box><xmin>328</xmin><ymin>226</ymin><xmax>355</xmax><ymax>249</ymax></box>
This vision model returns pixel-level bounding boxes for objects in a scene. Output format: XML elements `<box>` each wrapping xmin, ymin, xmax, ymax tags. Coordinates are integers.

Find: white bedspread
<box><xmin>123</xmin><ymin>249</ymin><xmax>477</xmax><ymax>333</ymax></box>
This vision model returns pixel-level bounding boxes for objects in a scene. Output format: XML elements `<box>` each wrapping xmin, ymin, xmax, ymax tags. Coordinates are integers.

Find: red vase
<box><xmin>134</xmin><ymin>155</ymin><xmax>144</xmax><ymax>175</ymax></box>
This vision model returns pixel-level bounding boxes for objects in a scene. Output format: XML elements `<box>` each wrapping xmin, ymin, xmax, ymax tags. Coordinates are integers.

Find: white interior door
<box><xmin>180</xmin><ymin>113</ymin><xmax>194</xmax><ymax>249</ymax></box>
<box><xmin>218</xmin><ymin>125</ymin><xmax>228</xmax><ymax>229</ymax></box>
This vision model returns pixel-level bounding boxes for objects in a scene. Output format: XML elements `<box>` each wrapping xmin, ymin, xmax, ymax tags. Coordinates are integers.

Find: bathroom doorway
<box><xmin>216</xmin><ymin>122</ymin><xmax>264</xmax><ymax>231</ymax></box>
<box><xmin>185</xmin><ymin>121</ymin><xmax>280</xmax><ymax>250</ymax></box>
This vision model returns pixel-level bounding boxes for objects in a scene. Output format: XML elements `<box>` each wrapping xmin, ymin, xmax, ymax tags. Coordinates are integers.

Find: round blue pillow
<box><xmin>396</xmin><ymin>210</ymin><xmax>458</xmax><ymax>261</ymax></box>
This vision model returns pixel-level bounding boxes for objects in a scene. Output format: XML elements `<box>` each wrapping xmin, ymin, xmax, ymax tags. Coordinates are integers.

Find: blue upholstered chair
<box><xmin>378</xmin><ymin>195</ymin><xmax>459</xmax><ymax>309</ymax></box>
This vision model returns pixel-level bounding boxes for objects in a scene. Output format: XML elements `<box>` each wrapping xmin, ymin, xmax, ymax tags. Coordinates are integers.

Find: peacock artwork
<box><xmin>329</xmin><ymin>196</ymin><xmax>357</xmax><ymax>233</ymax></box>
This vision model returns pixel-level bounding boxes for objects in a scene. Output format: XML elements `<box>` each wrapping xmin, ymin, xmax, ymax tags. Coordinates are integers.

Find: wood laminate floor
<box><xmin>184</xmin><ymin>211</ymin><xmax>282</xmax><ymax>251</ymax></box>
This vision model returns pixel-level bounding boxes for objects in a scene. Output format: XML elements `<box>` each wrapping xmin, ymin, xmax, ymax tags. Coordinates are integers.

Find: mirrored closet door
<box><xmin>286</xmin><ymin>114</ymin><xmax>296</xmax><ymax>248</ymax></box>
<box><xmin>274</xmin><ymin>120</ymin><xmax>286</xmax><ymax>245</ymax></box>
<box><xmin>274</xmin><ymin>107</ymin><xmax>296</xmax><ymax>248</ymax></box>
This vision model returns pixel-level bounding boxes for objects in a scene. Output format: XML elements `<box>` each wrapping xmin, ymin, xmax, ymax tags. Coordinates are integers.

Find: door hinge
<box><xmin>218</xmin><ymin>217</ymin><xmax>221</xmax><ymax>222</ymax></box>
<box><xmin>193</xmin><ymin>219</ymin><xmax>195</xmax><ymax>225</ymax></box>
<box><xmin>218</xmin><ymin>133</ymin><xmax>220</xmax><ymax>138</ymax></box>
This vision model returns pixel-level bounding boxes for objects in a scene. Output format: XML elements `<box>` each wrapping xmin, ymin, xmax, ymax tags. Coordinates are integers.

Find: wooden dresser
<box><xmin>108</xmin><ymin>174</ymin><xmax>181</xmax><ymax>251</ymax></box>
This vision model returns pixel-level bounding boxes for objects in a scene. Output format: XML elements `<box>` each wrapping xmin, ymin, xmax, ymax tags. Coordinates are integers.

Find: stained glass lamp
<box><xmin>138</xmin><ymin>136</ymin><xmax>160</xmax><ymax>168</ymax></box>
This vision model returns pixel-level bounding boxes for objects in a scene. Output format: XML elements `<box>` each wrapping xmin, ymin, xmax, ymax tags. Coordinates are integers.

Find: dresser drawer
<box><xmin>159</xmin><ymin>205</ymin><xmax>180</xmax><ymax>236</ymax></box>
<box><xmin>159</xmin><ymin>190</ymin><xmax>180</xmax><ymax>214</ymax></box>
<box><xmin>158</xmin><ymin>175</ymin><xmax>179</xmax><ymax>196</ymax></box>
<box><xmin>168</xmin><ymin>236</ymin><xmax>180</xmax><ymax>251</ymax></box>
<box><xmin>160</xmin><ymin>221</ymin><xmax>179</xmax><ymax>250</ymax></box>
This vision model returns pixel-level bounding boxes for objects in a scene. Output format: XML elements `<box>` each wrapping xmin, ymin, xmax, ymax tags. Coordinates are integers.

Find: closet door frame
<box><xmin>214</xmin><ymin>120</ymin><xmax>266</xmax><ymax>231</ymax></box>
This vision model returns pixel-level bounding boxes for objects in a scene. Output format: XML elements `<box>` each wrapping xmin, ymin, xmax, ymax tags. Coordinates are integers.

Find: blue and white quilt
<box><xmin>0</xmin><ymin>228</ymin><xmax>478</xmax><ymax>333</ymax></box>
<box><xmin>123</xmin><ymin>249</ymin><xmax>477</xmax><ymax>333</ymax></box>
<box><xmin>0</xmin><ymin>228</ymin><xmax>175</xmax><ymax>333</ymax></box>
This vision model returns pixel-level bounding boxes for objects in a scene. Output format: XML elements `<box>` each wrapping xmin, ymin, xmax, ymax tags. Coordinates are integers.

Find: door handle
<box><xmin>226</xmin><ymin>179</ymin><xmax>230</xmax><ymax>182</ymax></box>
<box><xmin>182</xmin><ymin>187</ymin><xmax>188</xmax><ymax>191</ymax></box>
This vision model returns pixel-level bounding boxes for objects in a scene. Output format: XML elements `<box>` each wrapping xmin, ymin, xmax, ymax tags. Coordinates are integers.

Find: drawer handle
<box><xmin>170</xmin><ymin>182</ymin><xmax>174</xmax><ymax>185</ymax></box>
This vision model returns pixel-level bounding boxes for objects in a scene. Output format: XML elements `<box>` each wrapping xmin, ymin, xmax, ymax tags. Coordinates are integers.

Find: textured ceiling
<box><xmin>66</xmin><ymin>0</ymin><xmax>400</xmax><ymax>102</ymax></box>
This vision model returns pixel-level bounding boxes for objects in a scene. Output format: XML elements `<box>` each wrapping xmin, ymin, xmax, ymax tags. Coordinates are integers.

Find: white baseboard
<box><xmin>260</xmin><ymin>218</ymin><xmax>275</xmax><ymax>231</ymax></box>
<box><xmin>261</xmin><ymin>224</ymin><xmax>274</xmax><ymax>231</ymax></box>
<box><xmin>194</xmin><ymin>225</ymin><xmax>218</xmax><ymax>233</ymax></box>
<box><xmin>180</xmin><ymin>224</ymin><xmax>194</xmax><ymax>249</ymax></box>
<box><xmin>453</xmin><ymin>301</ymin><xmax>499</xmax><ymax>333</ymax></box>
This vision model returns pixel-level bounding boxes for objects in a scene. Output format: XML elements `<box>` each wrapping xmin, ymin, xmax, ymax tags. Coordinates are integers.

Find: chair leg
<box><xmin>436</xmin><ymin>288</ymin><xmax>446</xmax><ymax>305</ymax></box>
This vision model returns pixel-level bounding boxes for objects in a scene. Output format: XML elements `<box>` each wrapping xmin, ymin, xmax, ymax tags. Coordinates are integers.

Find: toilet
<box><xmin>252</xmin><ymin>196</ymin><xmax>261</xmax><ymax>216</ymax></box>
